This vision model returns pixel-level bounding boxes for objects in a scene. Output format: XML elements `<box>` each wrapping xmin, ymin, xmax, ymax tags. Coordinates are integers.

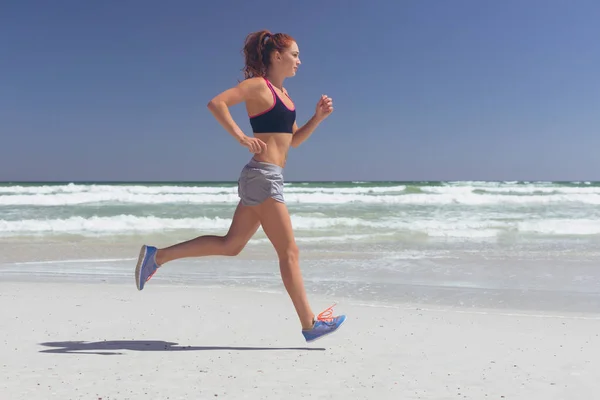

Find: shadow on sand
<box><xmin>38</xmin><ymin>340</ymin><xmax>326</xmax><ymax>355</ymax></box>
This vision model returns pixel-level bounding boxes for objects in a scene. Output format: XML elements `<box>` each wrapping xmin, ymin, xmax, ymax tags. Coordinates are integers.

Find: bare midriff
<box><xmin>251</xmin><ymin>133</ymin><xmax>293</xmax><ymax>168</ymax></box>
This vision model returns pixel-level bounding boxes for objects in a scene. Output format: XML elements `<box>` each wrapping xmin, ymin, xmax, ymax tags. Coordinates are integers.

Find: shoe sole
<box><xmin>134</xmin><ymin>245</ymin><xmax>147</xmax><ymax>291</ymax></box>
<box><xmin>304</xmin><ymin>317</ymin><xmax>347</xmax><ymax>343</ymax></box>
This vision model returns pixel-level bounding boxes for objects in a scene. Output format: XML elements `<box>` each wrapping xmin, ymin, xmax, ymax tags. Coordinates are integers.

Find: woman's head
<box><xmin>242</xmin><ymin>30</ymin><xmax>300</xmax><ymax>79</ymax></box>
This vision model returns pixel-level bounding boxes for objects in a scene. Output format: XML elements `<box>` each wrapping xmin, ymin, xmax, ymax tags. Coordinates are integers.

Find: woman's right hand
<box><xmin>239</xmin><ymin>135</ymin><xmax>267</xmax><ymax>154</ymax></box>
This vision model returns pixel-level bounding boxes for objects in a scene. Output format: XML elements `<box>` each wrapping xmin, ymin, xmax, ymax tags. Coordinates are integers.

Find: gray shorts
<box><xmin>237</xmin><ymin>158</ymin><xmax>285</xmax><ymax>206</ymax></box>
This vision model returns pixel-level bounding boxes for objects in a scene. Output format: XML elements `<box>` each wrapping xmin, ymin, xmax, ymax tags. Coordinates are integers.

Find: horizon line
<box><xmin>1</xmin><ymin>179</ymin><xmax>599</xmax><ymax>184</ymax></box>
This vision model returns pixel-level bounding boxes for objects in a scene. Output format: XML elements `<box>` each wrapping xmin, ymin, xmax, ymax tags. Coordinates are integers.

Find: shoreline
<box><xmin>3</xmin><ymin>242</ymin><xmax>600</xmax><ymax>318</ymax></box>
<box><xmin>3</xmin><ymin>272</ymin><xmax>600</xmax><ymax>320</ymax></box>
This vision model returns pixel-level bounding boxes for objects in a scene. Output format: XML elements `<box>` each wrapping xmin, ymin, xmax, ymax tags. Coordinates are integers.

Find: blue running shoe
<box><xmin>135</xmin><ymin>245</ymin><xmax>159</xmax><ymax>291</ymax></box>
<box><xmin>302</xmin><ymin>304</ymin><xmax>347</xmax><ymax>342</ymax></box>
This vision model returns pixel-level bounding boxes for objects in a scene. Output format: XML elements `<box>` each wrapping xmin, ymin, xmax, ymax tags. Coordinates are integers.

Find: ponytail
<box><xmin>242</xmin><ymin>30</ymin><xmax>295</xmax><ymax>79</ymax></box>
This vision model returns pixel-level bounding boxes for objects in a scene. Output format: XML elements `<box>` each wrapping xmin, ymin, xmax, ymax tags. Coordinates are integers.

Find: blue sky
<box><xmin>1</xmin><ymin>0</ymin><xmax>599</xmax><ymax>182</ymax></box>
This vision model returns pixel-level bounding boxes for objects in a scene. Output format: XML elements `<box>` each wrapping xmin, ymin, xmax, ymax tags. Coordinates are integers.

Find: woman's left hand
<box><xmin>315</xmin><ymin>94</ymin><xmax>334</xmax><ymax>121</ymax></box>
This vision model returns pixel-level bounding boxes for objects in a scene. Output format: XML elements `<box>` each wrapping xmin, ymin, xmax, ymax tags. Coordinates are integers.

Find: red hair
<box><xmin>242</xmin><ymin>30</ymin><xmax>295</xmax><ymax>79</ymax></box>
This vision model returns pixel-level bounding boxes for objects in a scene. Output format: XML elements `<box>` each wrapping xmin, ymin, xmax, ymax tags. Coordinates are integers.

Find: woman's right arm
<box><xmin>207</xmin><ymin>79</ymin><xmax>267</xmax><ymax>154</ymax></box>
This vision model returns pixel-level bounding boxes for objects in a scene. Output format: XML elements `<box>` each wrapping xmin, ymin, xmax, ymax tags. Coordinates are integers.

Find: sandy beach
<box><xmin>1</xmin><ymin>279</ymin><xmax>599</xmax><ymax>399</ymax></box>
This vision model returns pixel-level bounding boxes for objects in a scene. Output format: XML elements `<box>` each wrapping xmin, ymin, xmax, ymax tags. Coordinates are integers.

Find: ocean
<box><xmin>1</xmin><ymin>180</ymin><xmax>599</xmax><ymax>313</ymax></box>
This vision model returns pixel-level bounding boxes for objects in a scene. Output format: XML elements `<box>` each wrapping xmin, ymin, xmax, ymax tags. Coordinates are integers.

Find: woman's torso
<box><xmin>245</xmin><ymin>77</ymin><xmax>296</xmax><ymax>167</ymax></box>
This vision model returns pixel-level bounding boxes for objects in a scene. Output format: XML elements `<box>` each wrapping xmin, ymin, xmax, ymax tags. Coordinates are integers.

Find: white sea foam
<box><xmin>3</xmin><ymin>189</ymin><xmax>600</xmax><ymax>206</ymax></box>
<box><xmin>0</xmin><ymin>183</ymin><xmax>407</xmax><ymax>195</ymax></box>
<box><xmin>2</xmin><ymin>182</ymin><xmax>599</xmax><ymax>240</ymax></box>
<box><xmin>1</xmin><ymin>214</ymin><xmax>599</xmax><ymax>238</ymax></box>
<box><xmin>423</xmin><ymin>185</ymin><xmax>600</xmax><ymax>195</ymax></box>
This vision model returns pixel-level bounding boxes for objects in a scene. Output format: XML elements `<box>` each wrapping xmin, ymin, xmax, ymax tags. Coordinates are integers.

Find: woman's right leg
<box><xmin>155</xmin><ymin>200</ymin><xmax>261</xmax><ymax>266</ymax></box>
<box><xmin>135</xmin><ymin>200</ymin><xmax>260</xmax><ymax>291</ymax></box>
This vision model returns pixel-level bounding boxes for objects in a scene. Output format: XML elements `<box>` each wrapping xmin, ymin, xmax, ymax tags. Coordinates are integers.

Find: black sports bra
<box><xmin>249</xmin><ymin>77</ymin><xmax>296</xmax><ymax>134</ymax></box>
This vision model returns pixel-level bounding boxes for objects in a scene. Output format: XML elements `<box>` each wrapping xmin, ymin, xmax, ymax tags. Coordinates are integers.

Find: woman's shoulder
<box><xmin>240</xmin><ymin>76</ymin><xmax>267</xmax><ymax>88</ymax></box>
<box><xmin>237</xmin><ymin>76</ymin><xmax>270</xmax><ymax>100</ymax></box>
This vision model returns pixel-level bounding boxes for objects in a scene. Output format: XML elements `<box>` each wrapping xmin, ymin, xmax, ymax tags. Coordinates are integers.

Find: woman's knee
<box><xmin>222</xmin><ymin>236</ymin><xmax>246</xmax><ymax>256</ymax></box>
<box><xmin>278</xmin><ymin>243</ymin><xmax>299</xmax><ymax>264</ymax></box>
